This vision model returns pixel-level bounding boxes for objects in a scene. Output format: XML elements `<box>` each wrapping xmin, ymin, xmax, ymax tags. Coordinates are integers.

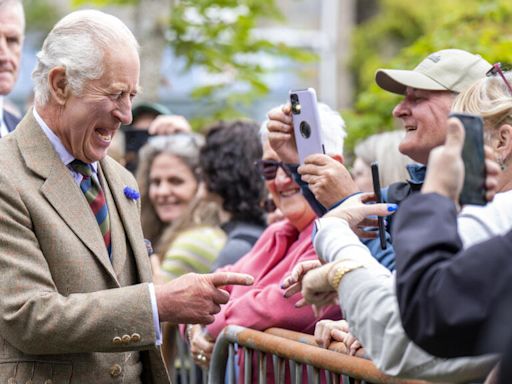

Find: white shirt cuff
<box><xmin>148</xmin><ymin>283</ymin><xmax>162</xmax><ymax>346</ymax></box>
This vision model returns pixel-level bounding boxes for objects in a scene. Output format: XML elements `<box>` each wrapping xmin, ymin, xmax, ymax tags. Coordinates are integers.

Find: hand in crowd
<box><xmin>148</xmin><ymin>115</ymin><xmax>192</xmax><ymax>135</ymax></box>
<box><xmin>298</xmin><ymin>154</ymin><xmax>359</xmax><ymax>208</ymax></box>
<box><xmin>299</xmin><ymin>261</ymin><xmax>340</xmax><ymax>311</ymax></box>
<box><xmin>282</xmin><ymin>260</ymin><xmax>322</xmax><ymax>298</ymax></box>
<box><xmin>423</xmin><ymin>117</ymin><xmax>500</xmax><ymax>205</ymax></box>
<box><xmin>266</xmin><ymin>103</ymin><xmax>299</xmax><ymax>164</ymax></box>
<box><xmin>188</xmin><ymin>324</ymin><xmax>215</xmax><ymax>368</ymax></box>
<box><xmin>155</xmin><ymin>272</ymin><xmax>253</xmax><ymax>324</ymax></box>
<box><xmin>323</xmin><ymin>193</ymin><xmax>397</xmax><ymax>239</ymax></box>
<box><xmin>314</xmin><ymin>320</ymin><xmax>364</xmax><ymax>357</ymax></box>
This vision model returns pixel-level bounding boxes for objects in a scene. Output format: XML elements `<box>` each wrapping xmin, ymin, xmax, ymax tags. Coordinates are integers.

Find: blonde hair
<box><xmin>452</xmin><ymin>71</ymin><xmax>512</xmax><ymax>143</ymax></box>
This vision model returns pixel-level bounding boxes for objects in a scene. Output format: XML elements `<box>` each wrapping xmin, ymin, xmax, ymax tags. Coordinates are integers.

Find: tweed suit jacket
<box><xmin>0</xmin><ymin>111</ymin><xmax>170</xmax><ymax>383</ymax></box>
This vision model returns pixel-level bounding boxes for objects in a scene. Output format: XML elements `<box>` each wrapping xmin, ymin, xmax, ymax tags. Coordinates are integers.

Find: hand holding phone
<box><xmin>371</xmin><ymin>162</ymin><xmax>387</xmax><ymax>250</ymax></box>
<box><xmin>289</xmin><ymin>88</ymin><xmax>325</xmax><ymax>164</ymax></box>
<box><xmin>449</xmin><ymin>113</ymin><xmax>487</xmax><ymax>206</ymax></box>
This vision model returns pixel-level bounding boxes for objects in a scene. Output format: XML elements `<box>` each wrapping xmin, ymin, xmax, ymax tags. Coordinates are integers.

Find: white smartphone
<box><xmin>289</xmin><ymin>88</ymin><xmax>325</xmax><ymax>164</ymax></box>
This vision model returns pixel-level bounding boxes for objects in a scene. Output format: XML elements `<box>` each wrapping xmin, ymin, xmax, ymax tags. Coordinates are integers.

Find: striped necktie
<box><xmin>70</xmin><ymin>160</ymin><xmax>112</xmax><ymax>257</ymax></box>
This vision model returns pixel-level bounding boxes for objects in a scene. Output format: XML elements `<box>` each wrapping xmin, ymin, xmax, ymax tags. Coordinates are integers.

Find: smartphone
<box><xmin>371</xmin><ymin>162</ymin><xmax>387</xmax><ymax>250</ymax></box>
<box><xmin>449</xmin><ymin>113</ymin><xmax>487</xmax><ymax>206</ymax></box>
<box><xmin>289</xmin><ymin>88</ymin><xmax>325</xmax><ymax>164</ymax></box>
<box><xmin>123</xmin><ymin>127</ymin><xmax>150</xmax><ymax>173</ymax></box>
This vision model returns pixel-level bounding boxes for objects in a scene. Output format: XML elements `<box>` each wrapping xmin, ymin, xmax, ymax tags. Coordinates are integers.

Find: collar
<box><xmin>406</xmin><ymin>163</ymin><xmax>426</xmax><ymax>184</ymax></box>
<box><xmin>0</xmin><ymin>96</ymin><xmax>4</xmax><ymax>121</ymax></box>
<box><xmin>32</xmin><ymin>107</ymin><xmax>98</xmax><ymax>173</ymax></box>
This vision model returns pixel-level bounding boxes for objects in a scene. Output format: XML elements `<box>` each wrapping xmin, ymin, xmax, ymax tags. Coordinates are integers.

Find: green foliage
<box><xmin>345</xmin><ymin>0</ymin><xmax>512</xmax><ymax>153</ymax></box>
<box><xmin>24</xmin><ymin>0</ymin><xmax>63</xmax><ymax>34</ymax></box>
<box><xmin>168</xmin><ymin>0</ymin><xmax>316</xmax><ymax>122</ymax></box>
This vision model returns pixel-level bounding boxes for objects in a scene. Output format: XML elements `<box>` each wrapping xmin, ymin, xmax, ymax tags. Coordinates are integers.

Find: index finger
<box><xmin>210</xmin><ymin>272</ymin><xmax>254</xmax><ymax>287</ymax></box>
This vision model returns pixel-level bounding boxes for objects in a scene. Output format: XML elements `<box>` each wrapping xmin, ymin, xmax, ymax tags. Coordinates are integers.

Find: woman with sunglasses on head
<box><xmin>187</xmin><ymin>105</ymin><xmax>345</xmax><ymax>383</ymax></box>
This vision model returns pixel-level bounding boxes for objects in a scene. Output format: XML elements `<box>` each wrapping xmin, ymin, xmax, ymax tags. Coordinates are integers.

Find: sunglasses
<box><xmin>486</xmin><ymin>63</ymin><xmax>512</xmax><ymax>95</ymax></box>
<box><xmin>254</xmin><ymin>159</ymin><xmax>293</xmax><ymax>180</ymax></box>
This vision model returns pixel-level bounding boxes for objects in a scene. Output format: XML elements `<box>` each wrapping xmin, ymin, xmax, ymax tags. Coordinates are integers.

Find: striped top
<box><xmin>160</xmin><ymin>226</ymin><xmax>227</xmax><ymax>281</ymax></box>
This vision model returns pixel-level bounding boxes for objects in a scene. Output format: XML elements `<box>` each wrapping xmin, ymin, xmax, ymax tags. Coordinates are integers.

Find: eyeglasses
<box><xmin>486</xmin><ymin>63</ymin><xmax>512</xmax><ymax>95</ymax></box>
<box><xmin>254</xmin><ymin>159</ymin><xmax>292</xmax><ymax>180</ymax></box>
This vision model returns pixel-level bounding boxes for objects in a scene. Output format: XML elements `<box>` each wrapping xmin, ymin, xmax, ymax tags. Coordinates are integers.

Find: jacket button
<box><xmin>112</xmin><ymin>336</ymin><xmax>122</xmax><ymax>345</ymax></box>
<box><xmin>121</xmin><ymin>334</ymin><xmax>131</xmax><ymax>344</ymax></box>
<box><xmin>110</xmin><ymin>364</ymin><xmax>122</xmax><ymax>378</ymax></box>
<box><xmin>131</xmin><ymin>333</ymin><xmax>141</xmax><ymax>343</ymax></box>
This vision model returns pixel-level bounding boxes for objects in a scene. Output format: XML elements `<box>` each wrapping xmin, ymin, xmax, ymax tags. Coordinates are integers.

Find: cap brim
<box><xmin>375</xmin><ymin>69</ymin><xmax>448</xmax><ymax>95</ymax></box>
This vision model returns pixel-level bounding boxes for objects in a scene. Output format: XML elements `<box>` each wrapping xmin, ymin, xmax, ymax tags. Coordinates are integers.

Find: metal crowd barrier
<box><xmin>208</xmin><ymin>325</ymin><xmax>430</xmax><ymax>384</ymax></box>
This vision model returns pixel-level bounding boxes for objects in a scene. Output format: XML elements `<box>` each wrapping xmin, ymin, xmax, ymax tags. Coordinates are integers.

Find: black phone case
<box><xmin>371</xmin><ymin>162</ymin><xmax>387</xmax><ymax>250</ymax></box>
<box><xmin>449</xmin><ymin>113</ymin><xmax>487</xmax><ymax>206</ymax></box>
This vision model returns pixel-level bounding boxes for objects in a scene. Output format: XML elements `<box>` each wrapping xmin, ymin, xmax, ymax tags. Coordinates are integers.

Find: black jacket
<box><xmin>393</xmin><ymin>193</ymin><xmax>512</xmax><ymax>363</ymax></box>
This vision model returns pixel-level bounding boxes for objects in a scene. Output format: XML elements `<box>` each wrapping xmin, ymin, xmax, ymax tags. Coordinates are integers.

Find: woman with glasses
<box><xmin>187</xmin><ymin>105</ymin><xmax>346</xmax><ymax>383</ymax></box>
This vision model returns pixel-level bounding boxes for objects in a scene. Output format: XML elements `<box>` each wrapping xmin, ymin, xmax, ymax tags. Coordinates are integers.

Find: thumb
<box><xmin>445</xmin><ymin>117</ymin><xmax>465</xmax><ymax>153</ymax></box>
<box><xmin>210</xmin><ymin>272</ymin><xmax>254</xmax><ymax>287</ymax></box>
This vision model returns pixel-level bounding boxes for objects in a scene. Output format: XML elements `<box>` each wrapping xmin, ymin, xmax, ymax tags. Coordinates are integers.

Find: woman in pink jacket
<box><xmin>187</xmin><ymin>131</ymin><xmax>342</xmax><ymax>382</ymax></box>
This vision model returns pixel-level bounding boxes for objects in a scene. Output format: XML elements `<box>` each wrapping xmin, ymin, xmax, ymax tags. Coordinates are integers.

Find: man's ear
<box><xmin>48</xmin><ymin>67</ymin><xmax>70</xmax><ymax>105</ymax></box>
<box><xmin>329</xmin><ymin>153</ymin><xmax>345</xmax><ymax>164</ymax></box>
<box><xmin>496</xmin><ymin>124</ymin><xmax>512</xmax><ymax>161</ymax></box>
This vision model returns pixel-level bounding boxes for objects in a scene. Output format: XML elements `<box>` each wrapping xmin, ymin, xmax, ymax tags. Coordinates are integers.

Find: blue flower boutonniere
<box><xmin>124</xmin><ymin>186</ymin><xmax>140</xmax><ymax>201</ymax></box>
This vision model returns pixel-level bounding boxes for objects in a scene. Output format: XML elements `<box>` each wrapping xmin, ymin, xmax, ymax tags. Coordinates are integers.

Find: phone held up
<box><xmin>371</xmin><ymin>162</ymin><xmax>387</xmax><ymax>250</ymax></box>
<box><xmin>289</xmin><ymin>88</ymin><xmax>326</xmax><ymax>164</ymax></box>
<box><xmin>449</xmin><ymin>113</ymin><xmax>487</xmax><ymax>206</ymax></box>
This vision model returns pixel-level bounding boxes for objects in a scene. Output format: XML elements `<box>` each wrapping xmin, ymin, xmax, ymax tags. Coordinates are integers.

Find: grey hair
<box><xmin>260</xmin><ymin>102</ymin><xmax>347</xmax><ymax>155</ymax></box>
<box><xmin>355</xmin><ymin>130</ymin><xmax>414</xmax><ymax>187</ymax></box>
<box><xmin>32</xmin><ymin>9</ymin><xmax>139</xmax><ymax>106</ymax></box>
<box><xmin>0</xmin><ymin>0</ymin><xmax>25</xmax><ymax>30</ymax></box>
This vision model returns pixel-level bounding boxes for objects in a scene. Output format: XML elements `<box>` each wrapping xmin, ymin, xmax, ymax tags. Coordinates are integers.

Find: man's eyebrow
<box><xmin>109</xmin><ymin>83</ymin><xmax>141</xmax><ymax>94</ymax></box>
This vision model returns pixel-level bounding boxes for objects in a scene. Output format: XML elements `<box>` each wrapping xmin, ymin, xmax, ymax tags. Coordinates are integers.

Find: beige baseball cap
<box><xmin>375</xmin><ymin>49</ymin><xmax>492</xmax><ymax>95</ymax></box>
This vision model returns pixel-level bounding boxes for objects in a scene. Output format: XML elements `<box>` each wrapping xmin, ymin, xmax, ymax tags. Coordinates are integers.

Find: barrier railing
<box><xmin>208</xmin><ymin>325</ymin><xmax>430</xmax><ymax>384</ymax></box>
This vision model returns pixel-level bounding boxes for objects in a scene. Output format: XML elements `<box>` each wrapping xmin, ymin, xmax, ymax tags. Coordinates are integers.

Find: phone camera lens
<box><xmin>290</xmin><ymin>94</ymin><xmax>301</xmax><ymax>115</ymax></box>
<box><xmin>299</xmin><ymin>121</ymin><xmax>311</xmax><ymax>139</ymax></box>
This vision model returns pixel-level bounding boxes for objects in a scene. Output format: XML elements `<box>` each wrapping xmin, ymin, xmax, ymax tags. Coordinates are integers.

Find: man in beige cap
<box><xmin>376</xmin><ymin>48</ymin><xmax>491</xmax><ymax>165</ymax></box>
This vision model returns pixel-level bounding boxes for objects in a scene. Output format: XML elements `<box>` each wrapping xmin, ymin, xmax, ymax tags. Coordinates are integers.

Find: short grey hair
<box><xmin>0</xmin><ymin>0</ymin><xmax>25</xmax><ymax>31</ymax></box>
<box><xmin>260</xmin><ymin>102</ymin><xmax>347</xmax><ymax>155</ymax></box>
<box><xmin>32</xmin><ymin>9</ymin><xmax>139</xmax><ymax>106</ymax></box>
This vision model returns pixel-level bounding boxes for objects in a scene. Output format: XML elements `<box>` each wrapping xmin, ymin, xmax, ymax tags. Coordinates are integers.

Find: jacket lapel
<box><xmin>16</xmin><ymin>112</ymin><xmax>118</xmax><ymax>283</ymax></box>
<box><xmin>100</xmin><ymin>157</ymin><xmax>153</xmax><ymax>283</ymax></box>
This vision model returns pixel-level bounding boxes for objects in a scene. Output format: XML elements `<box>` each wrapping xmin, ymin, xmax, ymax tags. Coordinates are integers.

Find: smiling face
<box><xmin>148</xmin><ymin>153</ymin><xmax>199</xmax><ymax>224</ymax></box>
<box><xmin>0</xmin><ymin>2</ymin><xmax>24</xmax><ymax>96</ymax></box>
<box><xmin>262</xmin><ymin>139</ymin><xmax>315</xmax><ymax>231</ymax></box>
<box><xmin>54</xmin><ymin>48</ymin><xmax>140</xmax><ymax>163</ymax></box>
<box><xmin>392</xmin><ymin>88</ymin><xmax>455</xmax><ymax>164</ymax></box>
